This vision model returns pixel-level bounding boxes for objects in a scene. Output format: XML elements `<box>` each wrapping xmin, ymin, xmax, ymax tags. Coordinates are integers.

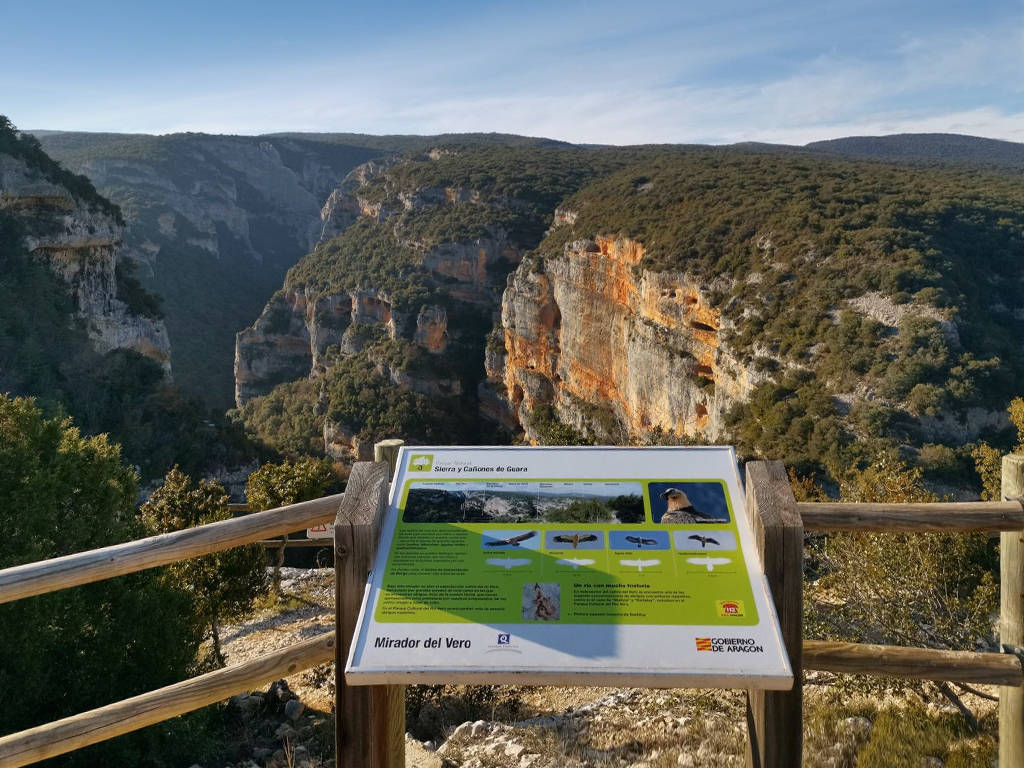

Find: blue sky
<box><xmin>1</xmin><ymin>0</ymin><xmax>1021</xmax><ymax>144</ymax></box>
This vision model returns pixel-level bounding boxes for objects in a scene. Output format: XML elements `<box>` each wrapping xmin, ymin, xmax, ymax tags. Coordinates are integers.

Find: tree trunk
<box><xmin>273</xmin><ymin>535</ymin><xmax>288</xmax><ymax>596</ymax></box>
<box><xmin>211</xmin><ymin>617</ymin><xmax>225</xmax><ymax>668</ymax></box>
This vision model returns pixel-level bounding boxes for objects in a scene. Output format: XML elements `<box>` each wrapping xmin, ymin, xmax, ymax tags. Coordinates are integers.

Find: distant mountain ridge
<box><xmin>806</xmin><ymin>133</ymin><xmax>1024</xmax><ymax>169</ymax></box>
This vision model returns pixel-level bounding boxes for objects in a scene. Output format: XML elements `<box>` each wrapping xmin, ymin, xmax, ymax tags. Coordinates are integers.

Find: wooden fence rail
<box><xmin>0</xmin><ymin>494</ymin><xmax>343</xmax><ymax>604</ymax></box>
<box><xmin>0</xmin><ymin>633</ymin><xmax>336</xmax><ymax>768</ymax></box>
<box><xmin>257</xmin><ymin>537</ymin><xmax>333</xmax><ymax>549</ymax></box>
<box><xmin>799</xmin><ymin>500</ymin><xmax>1024</xmax><ymax>532</ymax></box>
<box><xmin>803</xmin><ymin>640</ymin><xmax>1022</xmax><ymax>686</ymax></box>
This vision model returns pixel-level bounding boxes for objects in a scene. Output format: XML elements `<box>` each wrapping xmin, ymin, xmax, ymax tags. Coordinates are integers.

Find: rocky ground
<box><xmin>206</xmin><ymin>568</ymin><xmax>998</xmax><ymax>768</ymax></box>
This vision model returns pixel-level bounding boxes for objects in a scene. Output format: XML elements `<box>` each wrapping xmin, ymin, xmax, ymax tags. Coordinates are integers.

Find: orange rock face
<box><xmin>497</xmin><ymin>235</ymin><xmax>753</xmax><ymax>442</ymax></box>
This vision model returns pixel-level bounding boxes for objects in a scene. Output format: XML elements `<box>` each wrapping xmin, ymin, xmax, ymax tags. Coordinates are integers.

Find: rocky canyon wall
<box><xmin>491</xmin><ymin>234</ymin><xmax>765</xmax><ymax>443</ymax></box>
<box><xmin>0</xmin><ymin>153</ymin><xmax>171</xmax><ymax>372</ymax></box>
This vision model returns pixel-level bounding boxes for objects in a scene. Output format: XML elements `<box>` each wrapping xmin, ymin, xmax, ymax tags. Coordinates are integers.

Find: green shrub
<box><xmin>141</xmin><ymin>468</ymin><xmax>268</xmax><ymax>667</ymax></box>
<box><xmin>806</xmin><ymin>456</ymin><xmax>998</xmax><ymax>673</ymax></box>
<box><xmin>246</xmin><ymin>456</ymin><xmax>335</xmax><ymax>511</ymax></box>
<box><xmin>528</xmin><ymin>403</ymin><xmax>591</xmax><ymax>446</ymax></box>
<box><xmin>0</xmin><ymin>396</ymin><xmax>210</xmax><ymax>766</ymax></box>
<box><xmin>856</xmin><ymin>707</ymin><xmax>992</xmax><ymax>768</ymax></box>
<box><xmin>972</xmin><ymin>396</ymin><xmax>1024</xmax><ymax>499</ymax></box>
<box><xmin>234</xmin><ymin>378</ymin><xmax>324</xmax><ymax>458</ymax></box>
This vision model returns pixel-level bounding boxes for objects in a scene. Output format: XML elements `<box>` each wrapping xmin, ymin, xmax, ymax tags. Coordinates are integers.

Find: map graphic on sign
<box><xmin>346</xmin><ymin>446</ymin><xmax>792</xmax><ymax>689</ymax></box>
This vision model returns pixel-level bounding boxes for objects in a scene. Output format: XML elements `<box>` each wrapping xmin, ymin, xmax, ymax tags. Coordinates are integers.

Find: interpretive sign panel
<box><xmin>346</xmin><ymin>446</ymin><xmax>792</xmax><ymax>689</ymax></box>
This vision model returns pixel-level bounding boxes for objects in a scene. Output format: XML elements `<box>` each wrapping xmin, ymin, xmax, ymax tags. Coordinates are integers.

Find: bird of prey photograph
<box><xmin>687</xmin><ymin>534</ymin><xmax>720</xmax><ymax>548</ymax></box>
<box><xmin>552</xmin><ymin>533</ymin><xmax>599</xmax><ymax>549</ymax></box>
<box><xmin>485</xmin><ymin>531</ymin><xmax>537</xmax><ymax>547</ymax></box>
<box><xmin>625</xmin><ymin>535</ymin><xmax>658</xmax><ymax>548</ymax></box>
<box><xmin>659</xmin><ymin>488</ymin><xmax>717</xmax><ymax>523</ymax></box>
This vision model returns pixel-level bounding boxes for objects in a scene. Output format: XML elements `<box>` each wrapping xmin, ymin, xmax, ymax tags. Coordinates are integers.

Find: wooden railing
<box><xmin>744</xmin><ymin>454</ymin><xmax>1024</xmax><ymax>768</ymax></box>
<box><xmin>0</xmin><ymin>447</ymin><xmax>402</xmax><ymax>768</ymax></box>
<box><xmin>0</xmin><ymin>445</ymin><xmax>1021</xmax><ymax>768</ymax></box>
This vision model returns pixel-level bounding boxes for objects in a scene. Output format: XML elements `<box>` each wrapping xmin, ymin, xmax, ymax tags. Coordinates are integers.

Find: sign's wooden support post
<box><xmin>335</xmin><ymin>462</ymin><xmax>405</xmax><ymax>768</ymax></box>
<box><xmin>374</xmin><ymin>438</ymin><xmax>405</xmax><ymax>477</ymax></box>
<box><xmin>1000</xmin><ymin>454</ymin><xmax>1024</xmax><ymax>767</ymax></box>
<box><xmin>744</xmin><ymin>461</ymin><xmax>803</xmax><ymax>768</ymax></box>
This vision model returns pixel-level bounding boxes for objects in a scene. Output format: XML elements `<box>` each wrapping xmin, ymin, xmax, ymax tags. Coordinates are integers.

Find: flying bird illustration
<box><xmin>486</xmin><ymin>558</ymin><xmax>532</xmax><ymax>570</ymax></box>
<box><xmin>556</xmin><ymin>558</ymin><xmax>596</xmax><ymax>570</ymax></box>
<box><xmin>659</xmin><ymin>488</ymin><xmax>715</xmax><ymax>523</ymax></box>
<box><xmin>553</xmin><ymin>533</ymin><xmax>598</xmax><ymax>549</ymax></box>
<box><xmin>687</xmin><ymin>556</ymin><xmax>732</xmax><ymax>572</ymax></box>
<box><xmin>625</xmin><ymin>535</ymin><xmax>658</xmax><ymax>548</ymax></box>
<box><xmin>485</xmin><ymin>531</ymin><xmax>537</xmax><ymax>547</ymax></box>
<box><xmin>619</xmin><ymin>558</ymin><xmax>661</xmax><ymax>573</ymax></box>
<box><xmin>687</xmin><ymin>534</ymin><xmax>720</xmax><ymax>549</ymax></box>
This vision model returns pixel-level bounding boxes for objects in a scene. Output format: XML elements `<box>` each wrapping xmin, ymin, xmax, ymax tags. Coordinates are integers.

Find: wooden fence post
<box><xmin>744</xmin><ymin>460</ymin><xmax>803</xmax><ymax>768</ymax></box>
<box><xmin>1000</xmin><ymin>454</ymin><xmax>1024</xmax><ymax>767</ymax></box>
<box><xmin>335</xmin><ymin>462</ymin><xmax>405</xmax><ymax>768</ymax></box>
<box><xmin>374</xmin><ymin>438</ymin><xmax>405</xmax><ymax>477</ymax></box>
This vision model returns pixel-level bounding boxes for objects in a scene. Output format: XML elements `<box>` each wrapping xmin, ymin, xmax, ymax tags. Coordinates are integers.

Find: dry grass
<box><xmin>429</xmin><ymin>683</ymin><xmax>998</xmax><ymax>768</ymax></box>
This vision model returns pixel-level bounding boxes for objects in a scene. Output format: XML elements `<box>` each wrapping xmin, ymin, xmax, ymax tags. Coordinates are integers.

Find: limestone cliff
<box><xmin>318</xmin><ymin>159</ymin><xmax>396</xmax><ymax>242</ymax></box>
<box><xmin>36</xmin><ymin>132</ymin><xmax>381</xmax><ymax>405</ymax></box>
<box><xmin>236</xmin><ymin>156</ymin><xmax>520</xmax><ymax>407</ymax></box>
<box><xmin>0</xmin><ymin>153</ymin><xmax>171</xmax><ymax>372</ymax></box>
<box><xmin>492</xmin><ymin>234</ymin><xmax>765</xmax><ymax>443</ymax></box>
<box><xmin>235</xmin><ymin>282</ymin><xmax>464</xmax><ymax>406</ymax></box>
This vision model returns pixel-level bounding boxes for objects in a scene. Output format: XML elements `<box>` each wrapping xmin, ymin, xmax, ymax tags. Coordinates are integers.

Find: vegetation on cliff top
<box><xmin>0</xmin><ymin>116</ymin><xmax>123</xmax><ymax>222</ymax></box>
<box><xmin>253</xmin><ymin>141</ymin><xmax>1023</xmax><ymax>488</ymax></box>
<box><xmin>531</xmin><ymin>148</ymin><xmax>1024</xmax><ymax>480</ymax></box>
<box><xmin>285</xmin><ymin>146</ymin><xmax>675</xmax><ymax>305</ymax></box>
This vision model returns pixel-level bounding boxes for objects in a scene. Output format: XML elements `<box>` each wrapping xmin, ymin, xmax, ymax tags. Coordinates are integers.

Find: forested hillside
<box><xmin>520</xmin><ymin>149</ymin><xmax>1024</xmax><ymax>480</ymax></box>
<box><xmin>233</xmin><ymin>145</ymin><xmax>676</xmax><ymax>456</ymax></box>
<box><xmin>237</xmin><ymin>140</ymin><xmax>1024</xmax><ymax>492</ymax></box>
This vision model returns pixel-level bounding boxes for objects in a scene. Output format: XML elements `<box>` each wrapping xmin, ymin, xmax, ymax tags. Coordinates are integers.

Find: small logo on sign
<box><xmin>409</xmin><ymin>454</ymin><xmax>433</xmax><ymax>472</ymax></box>
<box><xmin>716</xmin><ymin>600</ymin><xmax>745</xmax><ymax>617</ymax></box>
<box><xmin>497</xmin><ymin>632</ymin><xmax>511</xmax><ymax>645</ymax></box>
<box><xmin>695</xmin><ymin>637</ymin><xmax>712</xmax><ymax>651</ymax></box>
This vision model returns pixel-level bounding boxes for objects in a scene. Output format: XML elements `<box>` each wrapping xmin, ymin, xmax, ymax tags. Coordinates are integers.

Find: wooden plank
<box><xmin>0</xmin><ymin>631</ymin><xmax>336</xmax><ymax>768</ymax></box>
<box><xmin>1001</xmin><ymin>455</ymin><xmax>1024</xmax><ymax>767</ymax></box>
<box><xmin>256</xmin><ymin>538</ymin><xmax>334</xmax><ymax>549</ymax></box>
<box><xmin>373</xmin><ymin>438</ymin><xmax>405</xmax><ymax>478</ymax></box>
<box><xmin>745</xmin><ymin>461</ymin><xmax>803</xmax><ymax>768</ymax></box>
<box><xmin>804</xmin><ymin>640</ymin><xmax>1022</xmax><ymax>686</ymax></box>
<box><xmin>799</xmin><ymin>500</ymin><xmax>1024</xmax><ymax>532</ymax></box>
<box><xmin>0</xmin><ymin>494</ymin><xmax>344</xmax><ymax>605</ymax></box>
<box><xmin>335</xmin><ymin>462</ymin><xmax>404</xmax><ymax>768</ymax></box>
